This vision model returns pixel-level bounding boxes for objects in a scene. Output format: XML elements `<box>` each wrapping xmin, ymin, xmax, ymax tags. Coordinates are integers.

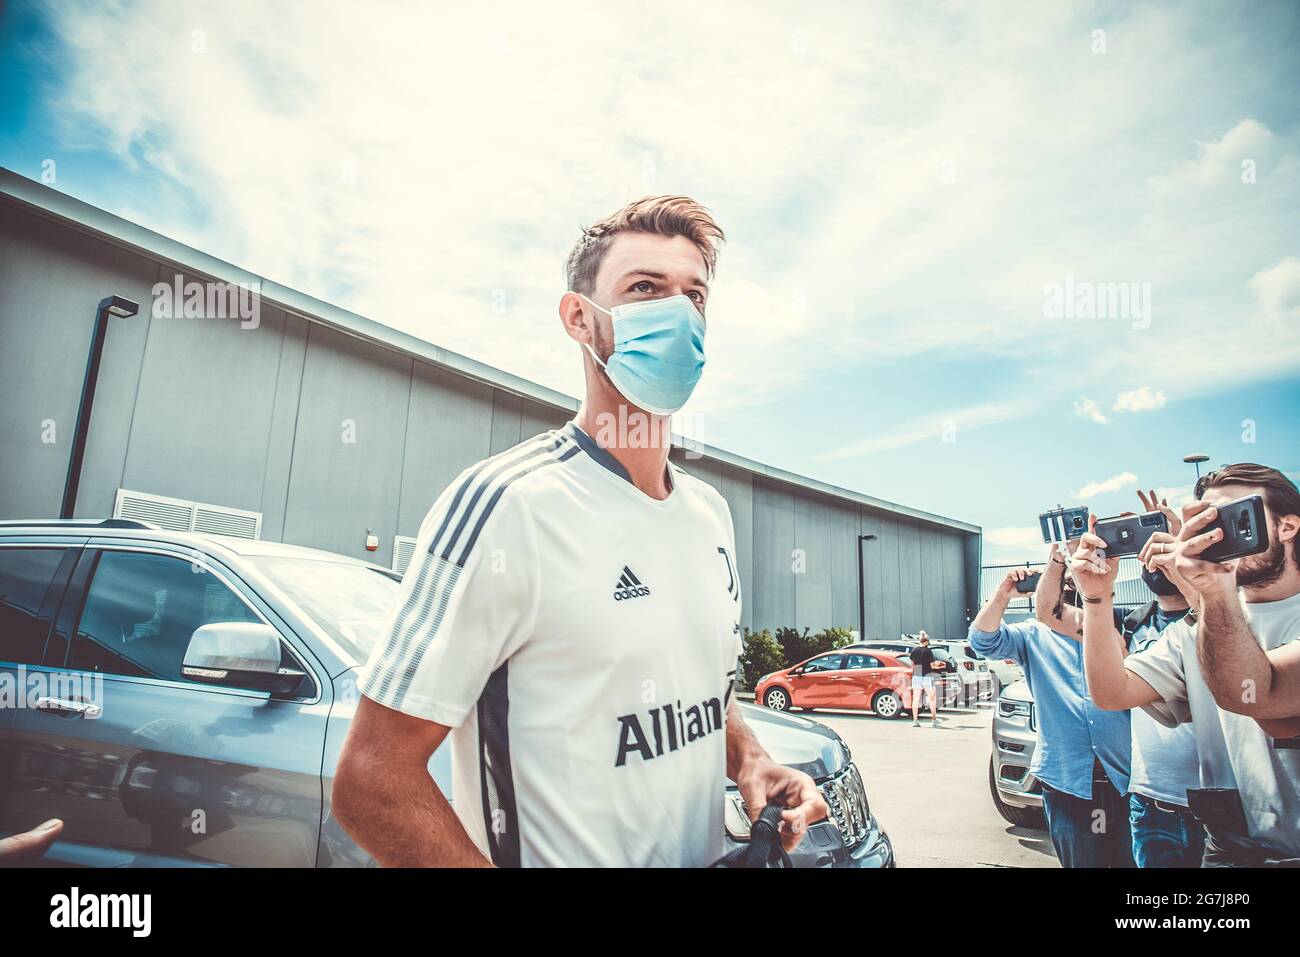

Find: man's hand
<box><xmin>1137</xmin><ymin>488</ymin><xmax>1183</xmax><ymax>536</ymax></box>
<box><xmin>0</xmin><ymin>819</ymin><xmax>62</xmax><ymax>866</ymax></box>
<box><xmin>1068</xmin><ymin>515</ymin><xmax>1118</xmax><ymax>601</ymax></box>
<box><xmin>734</xmin><ymin>760</ymin><xmax>828</xmax><ymax>852</ymax></box>
<box><xmin>1167</xmin><ymin>501</ymin><xmax>1237</xmax><ymax>604</ymax></box>
<box><xmin>997</xmin><ymin>566</ymin><xmax>1036</xmax><ymax>600</ymax></box>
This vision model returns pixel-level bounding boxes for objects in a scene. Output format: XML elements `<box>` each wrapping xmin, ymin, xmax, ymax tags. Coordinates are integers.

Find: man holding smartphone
<box><xmin>969</xmin><ymin>562</ymin><xmax>1135</xmax><ymax>867</ymax></box>
<box><xmin>1074</xmin><ymin>463</ymin><xmax>1300</xmax><ymax>866</ymax></box>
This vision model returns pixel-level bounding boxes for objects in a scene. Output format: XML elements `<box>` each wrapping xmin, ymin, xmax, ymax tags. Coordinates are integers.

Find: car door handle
<box><xmin>34</xmin><ymin>697</ymin><xmax>102</xmax><ymax>719</ymax></box>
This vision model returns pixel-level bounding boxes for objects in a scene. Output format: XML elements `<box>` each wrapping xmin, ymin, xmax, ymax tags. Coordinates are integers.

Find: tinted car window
<box><xmin>0</xmin><ymin>547</ymin><xmax>67</xmax><ymax>665</ymax></box>
<box><xmin>844</xmin><ymin>653</ymin><xmax>881</xmax><ymax>670</ymax></box>
<box><xmin>802</xmin><ymin>654</ymin><xmax>842</xmax><ymax>673</ymax></box>
<box><xmin>71</xmin><ymin>551</ymin><xmax>261</xmax><ymax>682</ymax></box>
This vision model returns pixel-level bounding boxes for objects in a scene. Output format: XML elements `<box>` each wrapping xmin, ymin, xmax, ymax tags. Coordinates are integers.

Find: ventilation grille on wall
<box><xmin>393</xmin><ymin>535</ymin><xmax>418</xmax><ymax>575</ymax></box>
<box><xmin>114</xmin><ymin>489</ymin><xmax>262</xmax><ymax>540</ymax></box>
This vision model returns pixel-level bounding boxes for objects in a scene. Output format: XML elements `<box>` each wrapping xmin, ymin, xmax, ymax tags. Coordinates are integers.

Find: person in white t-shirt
<box><xmin>1071</xmin><ymin>463</ymin><xmax>1300</xmax><ymax>866</ymax></box>
<box><xmin>331</xmin><ymin>196</ymin><xmax>827</xmax><ymax>867</ymax></box>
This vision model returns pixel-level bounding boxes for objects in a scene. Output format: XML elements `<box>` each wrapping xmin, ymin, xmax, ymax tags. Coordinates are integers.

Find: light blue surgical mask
<box><xmin>575</xmin><ymin>292</ymin><xmax>706</xmax><ymax>415</ymax></box>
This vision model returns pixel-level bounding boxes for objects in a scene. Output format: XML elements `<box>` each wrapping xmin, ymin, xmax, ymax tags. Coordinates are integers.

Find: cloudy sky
<box><xmin>2</xmin><ymin>0</ymin><xmax>1298</xmax><ymax>563</ymax></box>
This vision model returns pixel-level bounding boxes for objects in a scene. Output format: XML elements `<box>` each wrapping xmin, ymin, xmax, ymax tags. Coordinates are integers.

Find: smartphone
<box><xmin>1095</xmin><ymin>511</ymin><xmax>1169</xmax><ymax>558</ymax></box>
<box><xmin>1040</xmin><ymin>506</ymin><xmax>1089</xmax><ymax>544</ymax></box>
<box><xmin>1014</xmin><ymin>572</ymin><xmax>1041</xmax><ymax>593</ymax></box>
<box><xmin>1200</xmin><ymin>494</ymin><xmax>1270</xmax><ymax>563</ymax></box>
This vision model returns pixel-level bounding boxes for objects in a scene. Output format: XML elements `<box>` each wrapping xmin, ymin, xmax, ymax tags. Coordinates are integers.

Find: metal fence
<box><xmin>980</xmin><ymin>558</ymin><xmax>1152</xmax><ymax>615</ymax></box>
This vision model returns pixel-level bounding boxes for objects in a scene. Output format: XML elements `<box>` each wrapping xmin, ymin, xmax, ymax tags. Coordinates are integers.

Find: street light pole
<box><xmin>857</xmin><ymin>534</ymin><xmax>877</xmax><ymax>641</ymax></box>
<box><xmin>61</xmin><ymin>296</ymin><xmax>139</xmax><ymax>519</ymax></box>
<box><xmin>1183</xmin><ymin>452</ymin><xmax>1210</xmax><ymax>484</ymax></box>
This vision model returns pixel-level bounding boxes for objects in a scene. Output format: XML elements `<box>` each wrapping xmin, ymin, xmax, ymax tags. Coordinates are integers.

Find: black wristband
<box><xmin>1081</xmin><ymin>595</ymin><xmax>1104</xmax><ymax>604</ymax></box>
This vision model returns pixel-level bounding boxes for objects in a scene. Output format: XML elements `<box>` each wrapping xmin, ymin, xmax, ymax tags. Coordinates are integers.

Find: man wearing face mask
<box><xmin>333</xmin><ymin>196</ymin><xmax>827</xmax><ymax>867</ymax></box>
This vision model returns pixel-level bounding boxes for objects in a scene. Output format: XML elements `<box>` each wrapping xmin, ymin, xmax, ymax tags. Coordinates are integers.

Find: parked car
<box><xmin>929</xmin><ymin>640</ymin><xmax>999</xmax><ymax>703</ymax></box>
<box><xmin>846</xmin><ymin>639</ymin><xmax>976</xmax><ymax>711</ymax></box>
<box><xmin>0</xmin><ymin>519</ymin><xmax>893</xmax><ymax>868</ymax></box>
<box><xmin>756</xmin><ymin>648</ymin><xmax>913</xmax><ymax>719</ymax></box>
<box><xmin>989</xmin><ymin>678</ymin><xmax>1045</xmax><ymax>829</ymax></box>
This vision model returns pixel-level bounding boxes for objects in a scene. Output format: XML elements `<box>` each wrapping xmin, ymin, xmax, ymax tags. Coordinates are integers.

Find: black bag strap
<box><xmin>710</xmin><ymin>803</ymin><xmax>793</xmax><ymax>868</ymax></box>
<box><xmin>1122</xmin><ymin>600</ymin><xmax>1159</xmax><ymax>643</ymax></box>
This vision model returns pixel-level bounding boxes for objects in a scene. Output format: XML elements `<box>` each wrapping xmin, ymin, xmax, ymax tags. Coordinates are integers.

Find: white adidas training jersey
<box><xmin>359</xmin><ymin>421</ymin><xmax>744</xmax><ymax>867</ymax></box>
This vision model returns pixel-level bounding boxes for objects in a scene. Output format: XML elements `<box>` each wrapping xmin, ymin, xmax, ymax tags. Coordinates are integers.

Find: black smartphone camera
<box><xmin>1201</xmin><ymin>494</ymin><xmax>1270</xmax><ymax>563</ymax></box>
<box><xmin>1014</xmin><ymin>572</ymin><xmax>1041</xmax><ymax>593</ymax></box>
<box><xmin>1040</xmin><ymin>506</ymin><xmax>1089</xmax><ymax>544</ymax></box>
<box><xmin>1095</xmin><ymin>511</ymin><xmax>1169</xmax><ymax>558</ymax></box>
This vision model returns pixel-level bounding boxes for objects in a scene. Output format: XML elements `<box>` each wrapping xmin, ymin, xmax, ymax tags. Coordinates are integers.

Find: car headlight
<box><xmin>999</xmin><ymin>700</ymin><xmax>1032</xmax><ymax>718</ymax></box>
<box><xmin>724</xmin><ymin>792</ymin><xmax>752</xmax><ymax>841</ymax></box>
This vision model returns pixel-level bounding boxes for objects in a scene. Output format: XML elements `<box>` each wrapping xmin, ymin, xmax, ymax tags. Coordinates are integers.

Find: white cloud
<box><xmin>1113</xmin><ymin>386</ymin><xmax>1166</xmax><ymax>413</ymax></box>
<box><xmin>982</xmin><ymin>525</ymin><xmax>1048</xmax><ymax>565</ymax></box>
<box><xmin>815</xmin><ymin>401</ymin><xmax>1020</xmax><ymax>460</ymax></box>
<box><xmin>1073</xmin><ymin>396</ymin><xmax>1109</xmax><ymax>425</ymax></box>
<box><xmin>1249</xmin><ymin>257</ymin><xmax>1300</xmax><ymax>324</ymax></box>
<box><xmin>29</xmin><ymin>0</ymin><xmax>1300</xmax><ymax>430</ymax></box>
<box><xmin>1076</xmin><ymin>472</ymin><xmax>1139</xmax><ymax>499</ymax></box>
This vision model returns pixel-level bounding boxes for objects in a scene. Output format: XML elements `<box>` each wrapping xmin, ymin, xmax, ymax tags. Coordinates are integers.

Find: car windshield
<box><xmin>249</xmin><ymin>556</ymin><xmax>401</xmax><ymax>663</ymax></box>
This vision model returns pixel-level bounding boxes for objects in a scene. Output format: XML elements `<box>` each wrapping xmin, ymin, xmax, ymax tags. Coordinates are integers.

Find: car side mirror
<box><xmin>182</xmin><ymin>622</ymin><xmax>303</xmax><ymax>693</ymax></box>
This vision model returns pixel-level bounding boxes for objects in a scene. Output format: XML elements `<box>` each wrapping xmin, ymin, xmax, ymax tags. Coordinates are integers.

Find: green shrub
<box><xmin>776</xmin><ymin>626</ymin><xmax>854</xmax><ymax>665</ymax></box>
<box><xmin>737</xmin><ymin>628</ymin><xmax>785</xmax><ymax>691</ymax></box>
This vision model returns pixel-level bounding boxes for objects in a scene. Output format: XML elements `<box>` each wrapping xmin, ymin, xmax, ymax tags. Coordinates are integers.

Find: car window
<box><xmin>70</xmin><ymin>550</ymin><xmax>262</xmax><ymax>682</ymax></box>
<box><xmin>897</xmin><ymin>655</ymin><xmax>912</xmax><ymax>667</ymax></box>
<box><xmin>844</xmin><ymin>653</ymin><xmax>881</xmax><ymax>670</ymax></box>
<box><xmin>0</xmin><ymin>547</ymin><xmax>67</xmax><ymax>665</ymax></box>
<box><xmin>802</xmin><ymin>654</ymin><xmax>843</xmax><ymax>673</ymax></box>
<box><xmin>248</xmin><ymin>556</ymin><xmax>400</xmax><ymax>663</ymax></box>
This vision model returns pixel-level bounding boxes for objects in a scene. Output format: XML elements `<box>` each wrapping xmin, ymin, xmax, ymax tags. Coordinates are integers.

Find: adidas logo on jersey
<box><xmin>613</xmin><ymin>565</ymin><xmax>651</xmax><ymax>601</ymax></box>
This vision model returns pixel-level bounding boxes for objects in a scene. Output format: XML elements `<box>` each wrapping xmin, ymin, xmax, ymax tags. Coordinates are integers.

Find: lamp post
<box><xmin>1183</xmin><ymin>452</ymin><xmax>1210</xmax><ymax>483</ymax></box>
<box><xmin>60</xmin><ymin>296</ymin><xmax>140</xmax><ymax>519</ymax></box>
<box><xmin>856</xmin><ymin>533</ymin><xmax>877</xmax><ymax>642</ymax></box>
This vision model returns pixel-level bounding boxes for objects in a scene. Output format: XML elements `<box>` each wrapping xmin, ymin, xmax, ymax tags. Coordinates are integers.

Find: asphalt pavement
<box><xmin>802</xmin><ymin>703</ymin><xmax>1060</xmax><ymax>868</ymax></box>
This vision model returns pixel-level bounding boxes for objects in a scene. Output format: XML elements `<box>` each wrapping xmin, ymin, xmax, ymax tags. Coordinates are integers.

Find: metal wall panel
<box><xmin>0</xmin><ymin>203</ymin><xmax>159</xmax><ymax>520</ymax></box>
<box><xmin>259</xmin><ymin>312</ymin><xmax>309</xmax><ymax>541</ymax></box>
<box><xmin>121</xmin><ymin>281</ymin><xmax>285</xmax><ymax>513</ymax></box>
<box><xmin>793</xmin><ymin>491</ymin><xmax>832</xmax><ymax>632</ymax></box>
<box><xmin>751</xmin><ymin>478</ymin><xmax>795</xmax><ymax>633</ymax></box>
<box><xmin>281</xmin><ymin>324</ymin><xmax>412</xmax><ymax>563</ymax></box>
<box><xmin>397</xmin><ymin>361</ymin><xmax>495</xmax><ymax>535</ymax></box>
<box><xmin>719</xmin><ymin>465</ymin><xmax>754</xmax><ymax>631</ymax></box>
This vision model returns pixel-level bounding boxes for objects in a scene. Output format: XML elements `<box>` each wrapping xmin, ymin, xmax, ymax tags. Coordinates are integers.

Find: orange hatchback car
<box><xmin>755</xmin><ymin>649</ymin><xmax>914</xmax><ymax>719</ymax></box>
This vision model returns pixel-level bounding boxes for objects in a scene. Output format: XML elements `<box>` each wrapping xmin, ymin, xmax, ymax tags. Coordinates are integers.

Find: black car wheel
<box><xmin>989</xmin><ymin>756</ymin><xmax>1046</xmax><ymax>830</ymax></box>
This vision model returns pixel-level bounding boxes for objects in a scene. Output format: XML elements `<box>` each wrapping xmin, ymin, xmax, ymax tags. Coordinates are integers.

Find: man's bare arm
<box><xmin>332</xmin><ymin>696</ymin><xmax>491</xmax><ymax>867</ymax></box>
<box><xmin>1080</xmin><ymin>598</ymin><xmax>1155</xmax><ymax>708</ymax></box>
<box><xmin>1071</xmin><ymin>522</ymin><xmax>1157</xmax><ymax>710</ymax></box>
<box><xmin>1034</xmin><ymin>544</ymin><xmax>1083</xmax><ymax>637</ymax></box>
<box><xmin>1198</xmin><ymin>591</ymin><xmax>1300</xmax><ymax>719</ymax></box>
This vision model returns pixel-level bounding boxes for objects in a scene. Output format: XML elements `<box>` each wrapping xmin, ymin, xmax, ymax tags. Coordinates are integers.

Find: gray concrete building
<box><xmin>0</xmin><ymin>169</ymin><xmax>982</xmax><ymax>640</ymax></box>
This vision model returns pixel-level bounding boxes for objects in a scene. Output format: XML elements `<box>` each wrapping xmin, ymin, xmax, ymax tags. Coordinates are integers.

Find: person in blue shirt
<box><xmin>970</xmin><ymin>559</ymin><xmax>1135</xmax><ymax>867</ymax></box>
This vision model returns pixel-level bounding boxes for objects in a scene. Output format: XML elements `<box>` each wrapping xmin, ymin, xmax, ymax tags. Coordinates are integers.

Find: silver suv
<box><xmin>989</xmin><ymin>678</ymin><xmax>1045</xmax><ymax>829</ymax></box>
<box><xmin>0</xmin><ymin>520</ymin><xmax>892</xmax><ymax>867</ymax></box>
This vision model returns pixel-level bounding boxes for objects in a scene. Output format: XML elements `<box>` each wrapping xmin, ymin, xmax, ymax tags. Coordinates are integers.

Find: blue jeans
<box><xmin>1041</xmin><ymin>778</ymin><xmax>1135</xmax><ymax>868</ymax></box>
<box><xmin>1129</xmin><ymin>794</ymin><xmax>1206</xmax><ymax>868</ymax></box>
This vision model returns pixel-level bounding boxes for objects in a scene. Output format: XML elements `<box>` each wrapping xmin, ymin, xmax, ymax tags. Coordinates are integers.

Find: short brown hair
<box><xmin>1196</xmin><ymin>462</ymin><xmax>1300</xmax><ymax>567</ymax></box>
<box><xmin>565</xmin><ymin>195</ymin><xmax>725</xmax><ymax>296</ymax></box>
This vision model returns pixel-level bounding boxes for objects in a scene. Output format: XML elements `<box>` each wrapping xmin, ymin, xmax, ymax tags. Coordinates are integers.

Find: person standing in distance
<box><xmin>910</xmin><ymin>631</ymin><xmax>947</xmax><ymax>727</ymax></box>
<box><xmin>332</xmin><ymin>196</ymin><xmax>827</xmax><ymax>867</ymax></box>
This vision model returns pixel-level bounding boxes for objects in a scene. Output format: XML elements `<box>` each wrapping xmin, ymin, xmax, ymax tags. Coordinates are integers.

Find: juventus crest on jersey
<box><xmin>359</xmin><ymin>421</ymin><xmax>743</xmax><ymax>867</ymax></box>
